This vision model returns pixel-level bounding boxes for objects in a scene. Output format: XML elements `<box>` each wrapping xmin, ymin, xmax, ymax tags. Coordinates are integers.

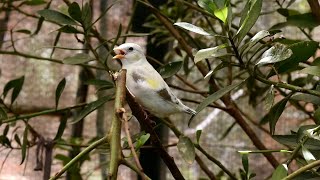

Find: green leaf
<box><xmin>241</xmin><ymin>153</ymin><xmax>249</xmax><ymax>174</ymax></box>
<box><xmin>71</xmin><ymin>95</ymin><xmax>113</xmax><ymax>124</ymax></box>
<box><xmin>157</xmin><ymin>61</ymin><xmax>183</xmax><ymax>78</ymax></box>
<box><xmin>240</xmin><ymin>30</ymin><xmax>270</xmax><ymax>54</ymax></box>
<box><xmin>84</xmin><ymin>79</ymin><xmax>114</xmax><ymax>88</ymax></box>
<box><xmin>260</xmin><ymin>94</ymin><xmax>293</xmax><ymax>135</ymax></box>
<box><xmin>300</xmin><ymin>66</ymin><xmax>320</xmax><ymax>77</ymax></box>
<box><xmin>174</xmin><ymin>22</ymin><xmax>211</xmax><ymax>36</ymax></box>
<box><xmin>264</xmin><ymin>85</ymin><xmax>275</xmax><ymax>110</ymax></box>
<box><xmin>219</xmin><ymin>122</ymin><xmax>236</xmax><ymax>140</ymax></box>
<box><xmin>301</xmin><ymin>146</ymin><xmax>316</xmax><ymax>163</ymax></box>
<box><xmin>3</xmin><ymin>76</ymin><xmax>25</xmax><ymax>105</ymax></box>
<box><xmin>291</xmin><ymin>94</ymin><xmax>320</xmax><ymax>106</ymax></box>
<box><xmin>271</xmin><ymin>164</ymin><xmax>288</xmax><ymax>180</ymax></box>
<box><xmin>24</xmin><ymin>0</ymin><xmax>46</xmax><ymax>5</ymax></box>
<box><xmin>38</xmin><ymin>9</ymin><xmax>78</xmax><ymax>25</ymax></box>
<box><xmin>81</xmin><ymin>2</ymin><xmax>92</xmax><ymax>30</ymax></box>
<box><xmin>135</xmin><ymin>133</ymin><xmax>150</xmax><ymax>150</ymax></box>
<box><xmin>197</xmin><ymin>0</ymin><xmax>218</xmax><ymax>15</ymax></box>
<box><xmin>189</xmin><ymin>79</ymin><xmax>246</xmax><ymax>126</ymax></box>
<box><xmin>3</xmin><ymin>125</ymin><xmax>9</xmax><ymax>136</ymax></box>
<box><xmin>314</xmin><ymin>107</ymin><xmax>320</xmax><ymax>124</ymax></box>
<box><xmin>0</xmin><ymin>106</ymin><xmax>7</xmax><ymax>123</ymax></box>
<box><xmin>15</xmin><ymin>29</ymin><xmax>32</xmax><ymax>34</ymax></box>
<box><xmin>286</xmin><ymin>13</ymin><xmax>319</xmax><ymax>29</ymax></box>
<box><xmin>54</xmin><ymin>154</ymin><xmax>71</xmax><ymax>165</ymax></box>
<box><xmin>277</xmin><ymin>8</ymin><xmax>300</xmax><ymax>17</ymax></box>
<box><xmin>55</xmin><ymin>78</ymin><xmax>66</xmax><ymax>109</ymax></box>
<box><xmin>68</xmin><ymin>2</ymin><xmax>82</xmax><ymax>22</ymax></box>
<box><xmin>14</xmin><ymin>134</ymin><xmax>21</xmax><ymax>146</ymax></box>
<box><xmin>177</xmin><ymin>136</ymin><xmax>195</xmax><ymax>164</ymax></box>
<box><xmin>21</xmin><ymin>125</ymin><xmax>28</xmax><ymax>164</ymax></box>
<box><xmin>273</xmin><ymin>41</ymin><xmax>319</xmax><ymax>75</ymax></box>
<box><xmin>256</xmin><ymin>44</ymin><xmax>292</xmax><ymax>65</ymax></box>
<box><xmin>236</xmin><ymin>0</ymin><xmax>262</xmax><ymax>44</ymax></box>
<box><xmin>214</xmin><ymin>6</ymin><xmax>228</xmax><ymax>23</ymax></box>
<box><xmin>63</xmin><ymin>53</ymin><xmax>93</xmax><ymax>64</ymax></box>
<box><xmin>194</xmin><ymin>44</ymin><xmax>228</xmax><ymax>64</ymax></box>
<box><xmin>196</xmin><ymin>130</ymin><xmax>202</xmax><ymax>144</ymax></box>
<box><xmin>273</xmin><ymin>135</ymin><xmax>320</xmax><ymax>150</ymax></box>
<box><xmin>57</xmin><ymin>25</ymin><xmax>81</xmax><ymax>34</ymax></box>
<box><xmin>53</xmin><ymin>113</ymin><xmax>68</xmax><ymax>141</ymax></box>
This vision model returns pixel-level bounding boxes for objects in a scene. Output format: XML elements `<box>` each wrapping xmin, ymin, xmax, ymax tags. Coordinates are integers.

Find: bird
<box><xmin>113</xmin><ymin>43</ymin><xmax>196</xmax><ymax>118</ymax></box>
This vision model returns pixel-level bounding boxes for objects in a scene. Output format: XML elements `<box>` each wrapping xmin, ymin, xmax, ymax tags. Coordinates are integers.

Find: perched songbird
<box><xmin>113</xmin><ymin>43</ymin><xmax>196</xmax><ymax>117</ymax></box>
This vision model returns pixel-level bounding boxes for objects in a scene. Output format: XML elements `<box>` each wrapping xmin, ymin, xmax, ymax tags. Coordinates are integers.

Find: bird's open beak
<box><xmin>113</xmin><ymin>47</ymin><xmax>125</xmax><ymax>60</ymax></box>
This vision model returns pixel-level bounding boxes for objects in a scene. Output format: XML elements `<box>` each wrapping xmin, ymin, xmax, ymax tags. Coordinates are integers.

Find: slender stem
<box><xmin>286</xmin><ymin>136</ymin><xmax>309</xmax><ymax>165</ymax></box>
<box><xmin>108</xmin><ymin>70</ymin><xmax>127</xmax><ymax>180</ymax></box>
<box><xmin>50</xmin><ymin>136</ymin><xmax>108</xmax><ymax>180</ymax></box>
<box><xmin>238</xmin><ymin>149</ymin><xmax>292</xmax><ymax>154</ymax></box>
<box><xmin>3</xmin><ymin>103</ymin><xmax>87</xmax><ymax>124</ymax></box>
<box><xmin>284</xmin><ymin>160</ymin><xmax>320</xmax><ymax>180</ymax></box>
<box><xmin>195</xmin><ymin>154</ymin><xmax>216</xmax><ymax>180</ymax></box>
<box><xmin>121</xmin><ymin>108</ymin><xmax>145</xmax><ymax>179</ymax></box>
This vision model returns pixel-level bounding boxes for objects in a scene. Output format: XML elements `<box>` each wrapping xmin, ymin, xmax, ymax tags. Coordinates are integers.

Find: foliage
<box><xmin>0</xmin><ymin>0</ymin><xmax>320</xmax><ymax>179</ymax></box>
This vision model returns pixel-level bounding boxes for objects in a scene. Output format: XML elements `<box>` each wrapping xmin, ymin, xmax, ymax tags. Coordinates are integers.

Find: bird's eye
<box><xmin>128</xmin><ymin>47</ymin><xmax>134</xmax><ymax>51</ymax></box>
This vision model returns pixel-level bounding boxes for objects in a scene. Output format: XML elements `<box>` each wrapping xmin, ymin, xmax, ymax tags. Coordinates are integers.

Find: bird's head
<box><xmin>113</xmin><ymin>43</ymin><xmax>145</xmax><ymax>66</ymax></box>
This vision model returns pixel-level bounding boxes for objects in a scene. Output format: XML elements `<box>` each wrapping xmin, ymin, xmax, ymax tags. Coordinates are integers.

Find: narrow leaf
<box><xmin>291</xmin><ymin>94</ymin><xmax>320</xmax><ymax>106</ymax></box>
<box><xmin>157</xmin><ymin>61</ymin><xmax>183</xmax><ymax>78</ymax></box>
<box><xmin>300</xmin><ymin>66</ymin><xmax>320</xmax><ymax>77</ymax></box>
<box><xmin>196</xmin><ymin>130</ymin><xmax>202</xmax><ymax>144</ymax></box>
<box><xmin>81</xmin><ymin>2</ymin><xmax>92</xmax><ymax>30</ymax></box>
<box><xmin>189</xmin><ymin>79</ymin><xmax>246</xmax><ymax>126</ymax></box>
<box><xmin>314</xmin><ymin>107</ymin><xmax>320</xmax><ymax>124</ymax></box>
<box><xmin>264</xmin><ymin>85</ymin><xmax>275</xmax><ymax>110</ymax></box>
<box><xmin>21</xmin><ymin>125</ymin><xmax>28</xmax><ymax>164</ymax></box>
<box><xmin>256</xmin><ymin>44</ymin><xmax>292</xmax><ymax>65</ymax></box>
<box><xmin>236</xmin><ymin>0</ymin><xmax>262</xmax><ymax>43</ymax></box>
<box><xmin>38</xmin><ymin>9</ymin><xmax>78</xmax><ymax>25</ymax></box>
<box><xmin>177</xmin><ymin>136</ymin><xmax>195</xmax><ymax>164</ymax></box>
<box><xmin>271</xmin><ymin>164</ymin><xmax>288</xmax><ymax>180</ymax></box>
<box><xmin>194</xmin><ymin>44</ymin><xmax>228</xmax><ymax>64</ymax></box>
<box><xmin>53</xmin><ymin>113</ymin><xmax>68</xmax><ymax>141</ymax></box>
<box><xmin>63</xmin><ymin>53</ymin><xmax>93</xmax><ymax>64</ymax></box>
<box><xmin>55</xmin><ymin>78</ymin><xmax>66</xmax><ymax>109</ymax></box>
<box><xmin>240</xmin><ymin>30</ymin><xmax>270</xmax><ymax>53</ymax></box>
<box><xmin>15</xmin><ymin>29</ymin><xmax>32</xmax><ymax>34</ymax></box>
<box><xmin>57</xmin><ymin>25</ymin><xmax>81</xmax><ymax>34</ymax></box>
<box><xmin>71</xmin><ymin>96</ymin><xmax>113</xmax><ymax>124</ymax></box>
<box><xmin>273</xmin><ymin>135</ymin><xmax>320</xmax><ymax>150</ymax></box>
<box><xmin>0</xmin><ymin>106</ymin><xmax>7</xmax><ymax>123</ymax></box>
<box><xmin>260</xmin><ymin>94</ymin><xmax>293</xmax><ymax>134</ymax></box>
<box><xmin>241</xmin><ymin>153</ymin><xmax>249</xmax><ymax>174</ymax></box>
<box><xmin>3</xmin><ymin>76</ymin><xmax>25</xmax><ymax>105</ymax></box>
<box><xmin>14</xmin><ymin>134</ymin><xmax>21</xmax><ymax>146</ymax></box>
<box><xmin>135</xmin><ymin>133</ymin><xmax>150</xmax><ymax>150</ymax></box>
<box><xmin>174</xmin><ymin>22</ymin><xmax>211</xmax><ymax>36</ymax></box>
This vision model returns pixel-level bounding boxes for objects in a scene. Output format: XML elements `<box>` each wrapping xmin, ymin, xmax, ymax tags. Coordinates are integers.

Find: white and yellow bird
<box><xmin>113</xmin><ymin>43</ymin><xmax>196</xmax><ymax>118</ymax></box>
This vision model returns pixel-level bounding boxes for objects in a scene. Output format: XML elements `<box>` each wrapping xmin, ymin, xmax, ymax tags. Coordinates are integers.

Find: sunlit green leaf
<box><xmin>71</xmin><ymin>96</ymin><xmax>113</xmax><ymax>124</ymax></box>
<box><xmin>194</xmin><ymin>44</ymin><xmax>228</xmax><ymax>64</ymax></box>
<box><xmin>271</xmin><ymin>164</ymin><xmax>288</xmax><ymax>180</ymax></box>
<box><xmin>256</xmin><ymin>44</ymin><xmax>292</xmax><ymax>65</ymax></box>
<box><xmin>63</xmin><ymin>53</ymin><xmax>93</xmax><ymax>64</ymax></box>
<box><xmin>55</xmin><ymin>78</ymin><xmax>66</xmax><ymax>109</ymax></box>
<box><xmin>38</xmin><ymin>9</ymin><xmax>78</xmax><ymax>25</ymax></box>
<box><xmin>189</xmin><ymin>79</ymin><xmax>246</xmax><ymax>126</ymax></box>
<box><xmin>214</xmin><ymin>6</ymin><xmax>228</xmax><ymax>23</ymax></box>
<box><xmin>174</xmin><ymin>22</ymin><xmax>211</xmax><ymax>36</ymax></box>
<box><xmin>157</xmin><ymin>61</ymin><xmax>183</xmax><ymax>78</ymax></box>
<box><xmin>177</xmin><ymin>136</ymin><xmax>195</xmax><ymax>164</ymax></box>
<box><xmin>236</xmin><ymin>0</ymin><xmax>262</xmax><ymax>44</ymax></box>
<box><xmin>136</xmin><ymin>133</ymin><xmax>150</xmax><ymax>150</ymax></box>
